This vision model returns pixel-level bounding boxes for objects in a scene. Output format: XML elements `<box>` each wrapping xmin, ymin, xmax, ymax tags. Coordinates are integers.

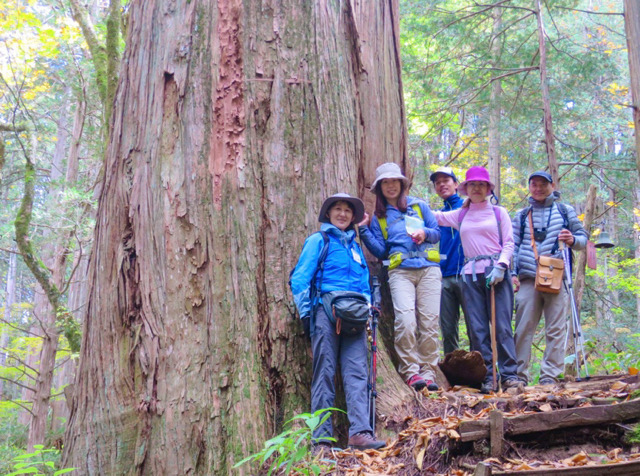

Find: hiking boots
<box><xmin>480</xmin><ymin>380</ymin><xmax>496</xmax><ymax>394</ymax></box>
<box><xmin>348</xmin><ymin>431</ymin><xmax>386</xmax><ymax>450</ymax></box>
<box><xmin>539</xmin><ymin>377</ymin><xmax>556</xmax><ymax>386</ymax></box>
<box><xmin>425</xmin><ymin>379</ymin><xmax>439</xmax><ymax>391</ymax></box>
<box><xmin>406</xmin><ymin>374</ymin><xmax>427</xmax><ymax>391</ymax></box>
<box><xmin>502</xmin><ymin>378</ymin><xmax>525</xmax><ymax>391</ymax></box>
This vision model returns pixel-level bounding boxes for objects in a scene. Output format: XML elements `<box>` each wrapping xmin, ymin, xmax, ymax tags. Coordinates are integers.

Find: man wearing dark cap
<box><xmin>511</xmin><ymin>171</ymin><xmax>587</xmax><ymax>385</ymax></box>
<box><xmin>430</xmin><ymin>167</ymin><xmax>468</xmax><ymax>355</ymax></box>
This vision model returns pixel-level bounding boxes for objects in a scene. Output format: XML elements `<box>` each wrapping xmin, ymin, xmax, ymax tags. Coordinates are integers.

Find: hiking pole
<box><xmin>490</xmin><ymin>283</ymin><xmax>498</xmax><ymax>392</ymax></box>
<box><xmin>368</xmin><ymin>275</ymin><xmax>381</xmax><ymax>432</ymax></box>
<box><xmin>560</xmin><ymin>242</ymin><xmax>590</xmax><ymax>381</ymax></box>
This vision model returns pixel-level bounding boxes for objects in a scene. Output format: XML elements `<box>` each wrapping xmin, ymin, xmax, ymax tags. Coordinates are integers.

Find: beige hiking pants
<box><xmin>388</xmin><ymin>266</ymin><xmax>442</xmax><ymax>381</ymax></box>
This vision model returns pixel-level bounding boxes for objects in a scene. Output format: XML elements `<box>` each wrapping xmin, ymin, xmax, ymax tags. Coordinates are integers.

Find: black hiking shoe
<box><xmin>425</xmin><ymin>379</ymin><xmax>439</xmax><ymax>391</ymax></box>
<box><xmin>480</xmin><ymin>380</ymin><xmax>497</xmax><ymax>394</ymax></box>
<box><xmin>407</xmin><ymin>374</ymin><xmax>427</xmax><ymax>391</ymax></box>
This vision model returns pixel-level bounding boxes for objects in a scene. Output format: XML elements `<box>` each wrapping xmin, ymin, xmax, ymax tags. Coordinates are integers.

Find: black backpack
<box><xmin>288</xmin><ymin>230</ymin><xmax>330</xmax><ymax>317</ymax></box>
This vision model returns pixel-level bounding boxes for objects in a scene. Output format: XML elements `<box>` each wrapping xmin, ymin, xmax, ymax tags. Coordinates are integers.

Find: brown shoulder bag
<box><xmin>528</xmin><ymin>211</ymin><xmax>564</xmax><ymax>294</ymax></box>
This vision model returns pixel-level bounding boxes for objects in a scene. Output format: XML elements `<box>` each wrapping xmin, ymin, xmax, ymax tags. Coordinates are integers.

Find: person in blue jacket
<box><xmin>290</xmin><ymin>193</ymin><xmax>385</xmax><ymax>452</ymax></box>
<box><xmin>358</xmin><ymin>163</ymin><xmax>442</xmax><ymax>392</ymax></box>
<box><xmin>430</xmin><ymin>167</ymin><xmax>469</xmax><ymax>355</ymax></box>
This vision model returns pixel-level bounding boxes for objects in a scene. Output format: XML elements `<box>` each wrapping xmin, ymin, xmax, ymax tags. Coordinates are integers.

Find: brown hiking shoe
<box><xmin>348</xmin><ymin>431</ymin><xmax>386</xmax><ymax>450</ymax></box>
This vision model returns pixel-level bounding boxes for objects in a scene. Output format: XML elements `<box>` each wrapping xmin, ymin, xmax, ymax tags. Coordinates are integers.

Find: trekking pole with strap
<box><xmin>368</xmin><ymin>275</ymin><xmax>381</xmax><ymax>432</ymax></box>
<box><xmin>560</xmin><ymin>242</ymin><xmax>590</xmax><ymax>381</ymax></box>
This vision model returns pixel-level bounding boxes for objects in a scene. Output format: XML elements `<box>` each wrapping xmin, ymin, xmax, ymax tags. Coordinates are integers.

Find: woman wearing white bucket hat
<box><xmin>359</xmin><ymin>163</ymin><xmax>442</xmax><ymax>392</ymax></box>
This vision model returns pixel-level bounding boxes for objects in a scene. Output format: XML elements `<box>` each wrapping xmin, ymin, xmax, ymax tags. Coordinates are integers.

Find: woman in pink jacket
<box><xmin>433</xmin><ymin>167</ymin><xmax>522</xmax><ymax>393</ymax></box>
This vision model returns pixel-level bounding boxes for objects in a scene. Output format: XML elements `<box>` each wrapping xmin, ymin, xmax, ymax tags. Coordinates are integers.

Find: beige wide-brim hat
<box><xmin>369</xmin><ymin>162</ymin><xmax>409</xmax><ymax>192</ymax></box>
<box><xmin>318</xmin><ymin>193</ymin><xmax>365</xmax><ymax>224</ymax></box>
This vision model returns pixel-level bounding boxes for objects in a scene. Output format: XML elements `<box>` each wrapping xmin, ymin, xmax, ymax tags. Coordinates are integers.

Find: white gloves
<box><xmin>486</xmin><ymin>266</ymin><xmax>505</xmax><ymax>286</ymax></box>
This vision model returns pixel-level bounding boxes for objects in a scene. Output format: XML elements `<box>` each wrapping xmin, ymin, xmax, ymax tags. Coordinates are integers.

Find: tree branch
<box><xmin>105</xmin><ymin>0</ymin><xmax>122</xmax><ymax>125</ymax></box>
<box><xmin>0</xmin><ymin>122</ymin><xmax>28</xmax><ymax>132</ymax></box>
<box><xmin>555</xmin><ymin>6</ymin><xmax>622</xmax><ymax>16</ymax></box>
<box><xmin>0</xmin><ymin>375</ymin><xmax>36</xmax><ymax>393</ymax></box>
<box><xmin>0</xmin><ymin>317</ymin><xmax>42</xmax><ymax>339</ymax></box>
<box><xmin>14</xmin><ymin>138</ymin><xmax>81</xmax><ymax>353</ymax></box>
<box><xmin>68</xmin><ymin>0</ymin><xmax>108</xmax><ymax>105</ymax></box>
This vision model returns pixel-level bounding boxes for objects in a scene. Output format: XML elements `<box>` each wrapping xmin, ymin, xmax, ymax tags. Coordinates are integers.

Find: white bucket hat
<box><xmin>370</xmin><ymin>162</ymin><xmax>409</xmax><ymax>192</ymax></box>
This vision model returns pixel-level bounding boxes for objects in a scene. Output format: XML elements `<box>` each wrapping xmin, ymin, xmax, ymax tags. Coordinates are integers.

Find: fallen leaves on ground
<box><xmin>331</xmin><ymin>375</ymin><xmax>640</xmax><ymax>475</ymax></box>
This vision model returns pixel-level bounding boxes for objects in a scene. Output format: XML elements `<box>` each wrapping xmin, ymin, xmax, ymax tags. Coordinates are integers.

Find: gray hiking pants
<box><xmin>514</xmin><ymin>278</ymin><xmax>568</xmax><ymax>383</ymax></box>
<box><xmin>311</xmin><ymin>306</ymin><xmax>371</xmax><ymax>442</ymax></box>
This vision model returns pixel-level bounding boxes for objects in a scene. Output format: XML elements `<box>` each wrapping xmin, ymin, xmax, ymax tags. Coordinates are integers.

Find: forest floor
<box><xmin>331</xmin><ymin>373</ymin><xmax>640</xmax><ymax>475</ymax></box>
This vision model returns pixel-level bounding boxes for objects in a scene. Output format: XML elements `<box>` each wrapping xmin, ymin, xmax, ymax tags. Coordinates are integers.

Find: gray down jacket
<box><xmin>512</xmin><ymin>192</ymin><xmax>588</xmax><ymax>280</ymax></box>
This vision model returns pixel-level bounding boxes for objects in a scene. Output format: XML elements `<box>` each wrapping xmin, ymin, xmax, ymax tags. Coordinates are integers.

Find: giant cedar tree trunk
<box><xmin>63</xmin><ymin>1</ymin><xmax>408</xmax><ymax>474</ymax></box>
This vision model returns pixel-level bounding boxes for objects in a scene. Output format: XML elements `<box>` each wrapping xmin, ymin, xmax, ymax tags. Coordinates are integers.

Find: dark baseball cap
<box><xmin>528</xmin><ymin>170</ymin><xmax>553</xmax><ymax>183</ymax></box>
<box><xmin>430</xmin><ymin>167</ymin><xmax>458</xmax><ymax>183</ymax></box>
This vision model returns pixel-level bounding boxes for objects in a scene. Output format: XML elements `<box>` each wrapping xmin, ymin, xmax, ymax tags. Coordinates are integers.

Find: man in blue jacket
<box><xmin>430</xmin><ymin>167</ymin><xmax>468</xmax><ymax>355</ymax></box>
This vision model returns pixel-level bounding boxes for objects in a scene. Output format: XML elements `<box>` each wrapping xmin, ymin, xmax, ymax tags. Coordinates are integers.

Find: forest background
<box><xmin>0</xmin><ymin>0</ymin><xmax>638</xmax><ymax>474</ymax></box>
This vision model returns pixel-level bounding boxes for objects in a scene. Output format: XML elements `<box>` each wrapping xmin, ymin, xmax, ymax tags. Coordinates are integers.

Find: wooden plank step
<box><xmin>489</xmin><ymin>459</ymin><xmax>640</xmax><ymax>475</ymax></box>
<box><xmin>460</xmin><ymin>398</ymin><xmax>640</xmax><ymax>442</ymax></box>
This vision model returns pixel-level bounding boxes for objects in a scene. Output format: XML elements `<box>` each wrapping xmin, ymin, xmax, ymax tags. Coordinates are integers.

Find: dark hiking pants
<box><xmin>461</xmin><ymin>272</ymin><xmax>518</xmax><ymax>382</ymax></box>
<box><xmin>311</xmin><ymin>306</ymin><xmax>371</xmax><ymax>442</ymax></box>
<box><xmin>440</xmin><ymin>275</ymin><xmax>469</xmax><ymax>355</ymax></box>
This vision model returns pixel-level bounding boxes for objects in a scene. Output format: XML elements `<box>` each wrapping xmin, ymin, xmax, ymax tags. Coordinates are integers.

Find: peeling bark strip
<box><xmin>209</xmin><ymin>0</ymin><xmax>245</xmax><ymax>209</ymax></box>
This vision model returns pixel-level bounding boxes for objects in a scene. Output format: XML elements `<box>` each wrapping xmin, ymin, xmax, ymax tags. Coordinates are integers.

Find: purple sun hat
<box><xmin>458</xmin><ymin>166</ymin><xmax>495</xmax><ymax>196</ymax></box>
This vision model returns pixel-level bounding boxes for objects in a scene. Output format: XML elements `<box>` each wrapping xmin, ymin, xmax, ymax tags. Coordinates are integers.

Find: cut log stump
<box><xmin>440</xmin><ymin>349</ymin><xmax>487</xmax><ymax>387</ymax></box>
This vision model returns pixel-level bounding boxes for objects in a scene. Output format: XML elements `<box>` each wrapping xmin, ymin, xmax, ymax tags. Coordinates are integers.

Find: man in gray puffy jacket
<box><xmin>511</xmin><ymin>171</ymin><xmax>588</xmax><ymax>386</ymax></box>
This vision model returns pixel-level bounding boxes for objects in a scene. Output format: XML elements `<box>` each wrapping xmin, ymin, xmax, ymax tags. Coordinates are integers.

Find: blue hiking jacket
<box><xmin>359</xmin><ymin>196</ymin><xmax>440</xmax><ymax>269</ymax></box>
<box><xmin>290</xmin><ymin>223</ymin><xmax>370</xmax><ymax>319</ymax></box>
<box><xmin>438</xmin><ymin>193</ymin><xmax>465</xmax><ymax>277</ymax></box>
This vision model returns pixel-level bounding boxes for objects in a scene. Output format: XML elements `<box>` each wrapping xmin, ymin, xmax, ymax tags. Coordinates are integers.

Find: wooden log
<box><xmin>493</xmin><ymin>459</ymin><xmax>640</xmax><ymax>475</ymax></box>
<box><xmin>459</xmin><ymin>398</ymin><xmax>640</xmax><ymax>442</ymax></box>
<box><xmin>490</xmin><ymin>410</ymin><xmax>504</xmax><ymax>457</ymax></box>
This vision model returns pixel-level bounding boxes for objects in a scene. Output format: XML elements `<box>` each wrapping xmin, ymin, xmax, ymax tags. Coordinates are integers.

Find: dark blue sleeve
<box><xmin>419</xmin><ymin>201</ymin><xmax>441</xmax><ymax>244</ymax></box>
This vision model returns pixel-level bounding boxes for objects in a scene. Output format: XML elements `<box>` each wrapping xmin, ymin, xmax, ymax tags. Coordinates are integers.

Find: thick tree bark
<box><xmin>536</xmin><ymin>0</ymin><xmax>559</xmax><ymax>184</ymax></box>
<box><xmin>624</xmin><ymin>0</ymin><xmax>640</xmax><ymax>176</ymax></box>
<box><xmin>63</xmin><ymin>1</ymin><xmax>409</xmax><ymax>474</ymax></box>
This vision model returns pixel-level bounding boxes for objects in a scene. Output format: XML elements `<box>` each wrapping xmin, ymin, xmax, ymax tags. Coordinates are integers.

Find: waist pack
<box><xmin>535</xmin><ymin>255</ymin><xmax>564</xmax><ymax>294</ymax></box>
<box><xmin>322</xmin><ymin>291</ymin><xmax>369</xmax><ymax>335</ymax></box>
<box><xmin>386</xmin><ymin>249</ymin><xmax>442</xmax><ymax>270</ymax></box>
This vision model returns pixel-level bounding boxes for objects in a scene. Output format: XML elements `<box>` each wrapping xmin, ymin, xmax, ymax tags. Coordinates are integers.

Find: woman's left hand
<box><xmin>410</xmin><ymin>229</ymin><xmax>426</xmax><ymax>244</ymax></box>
